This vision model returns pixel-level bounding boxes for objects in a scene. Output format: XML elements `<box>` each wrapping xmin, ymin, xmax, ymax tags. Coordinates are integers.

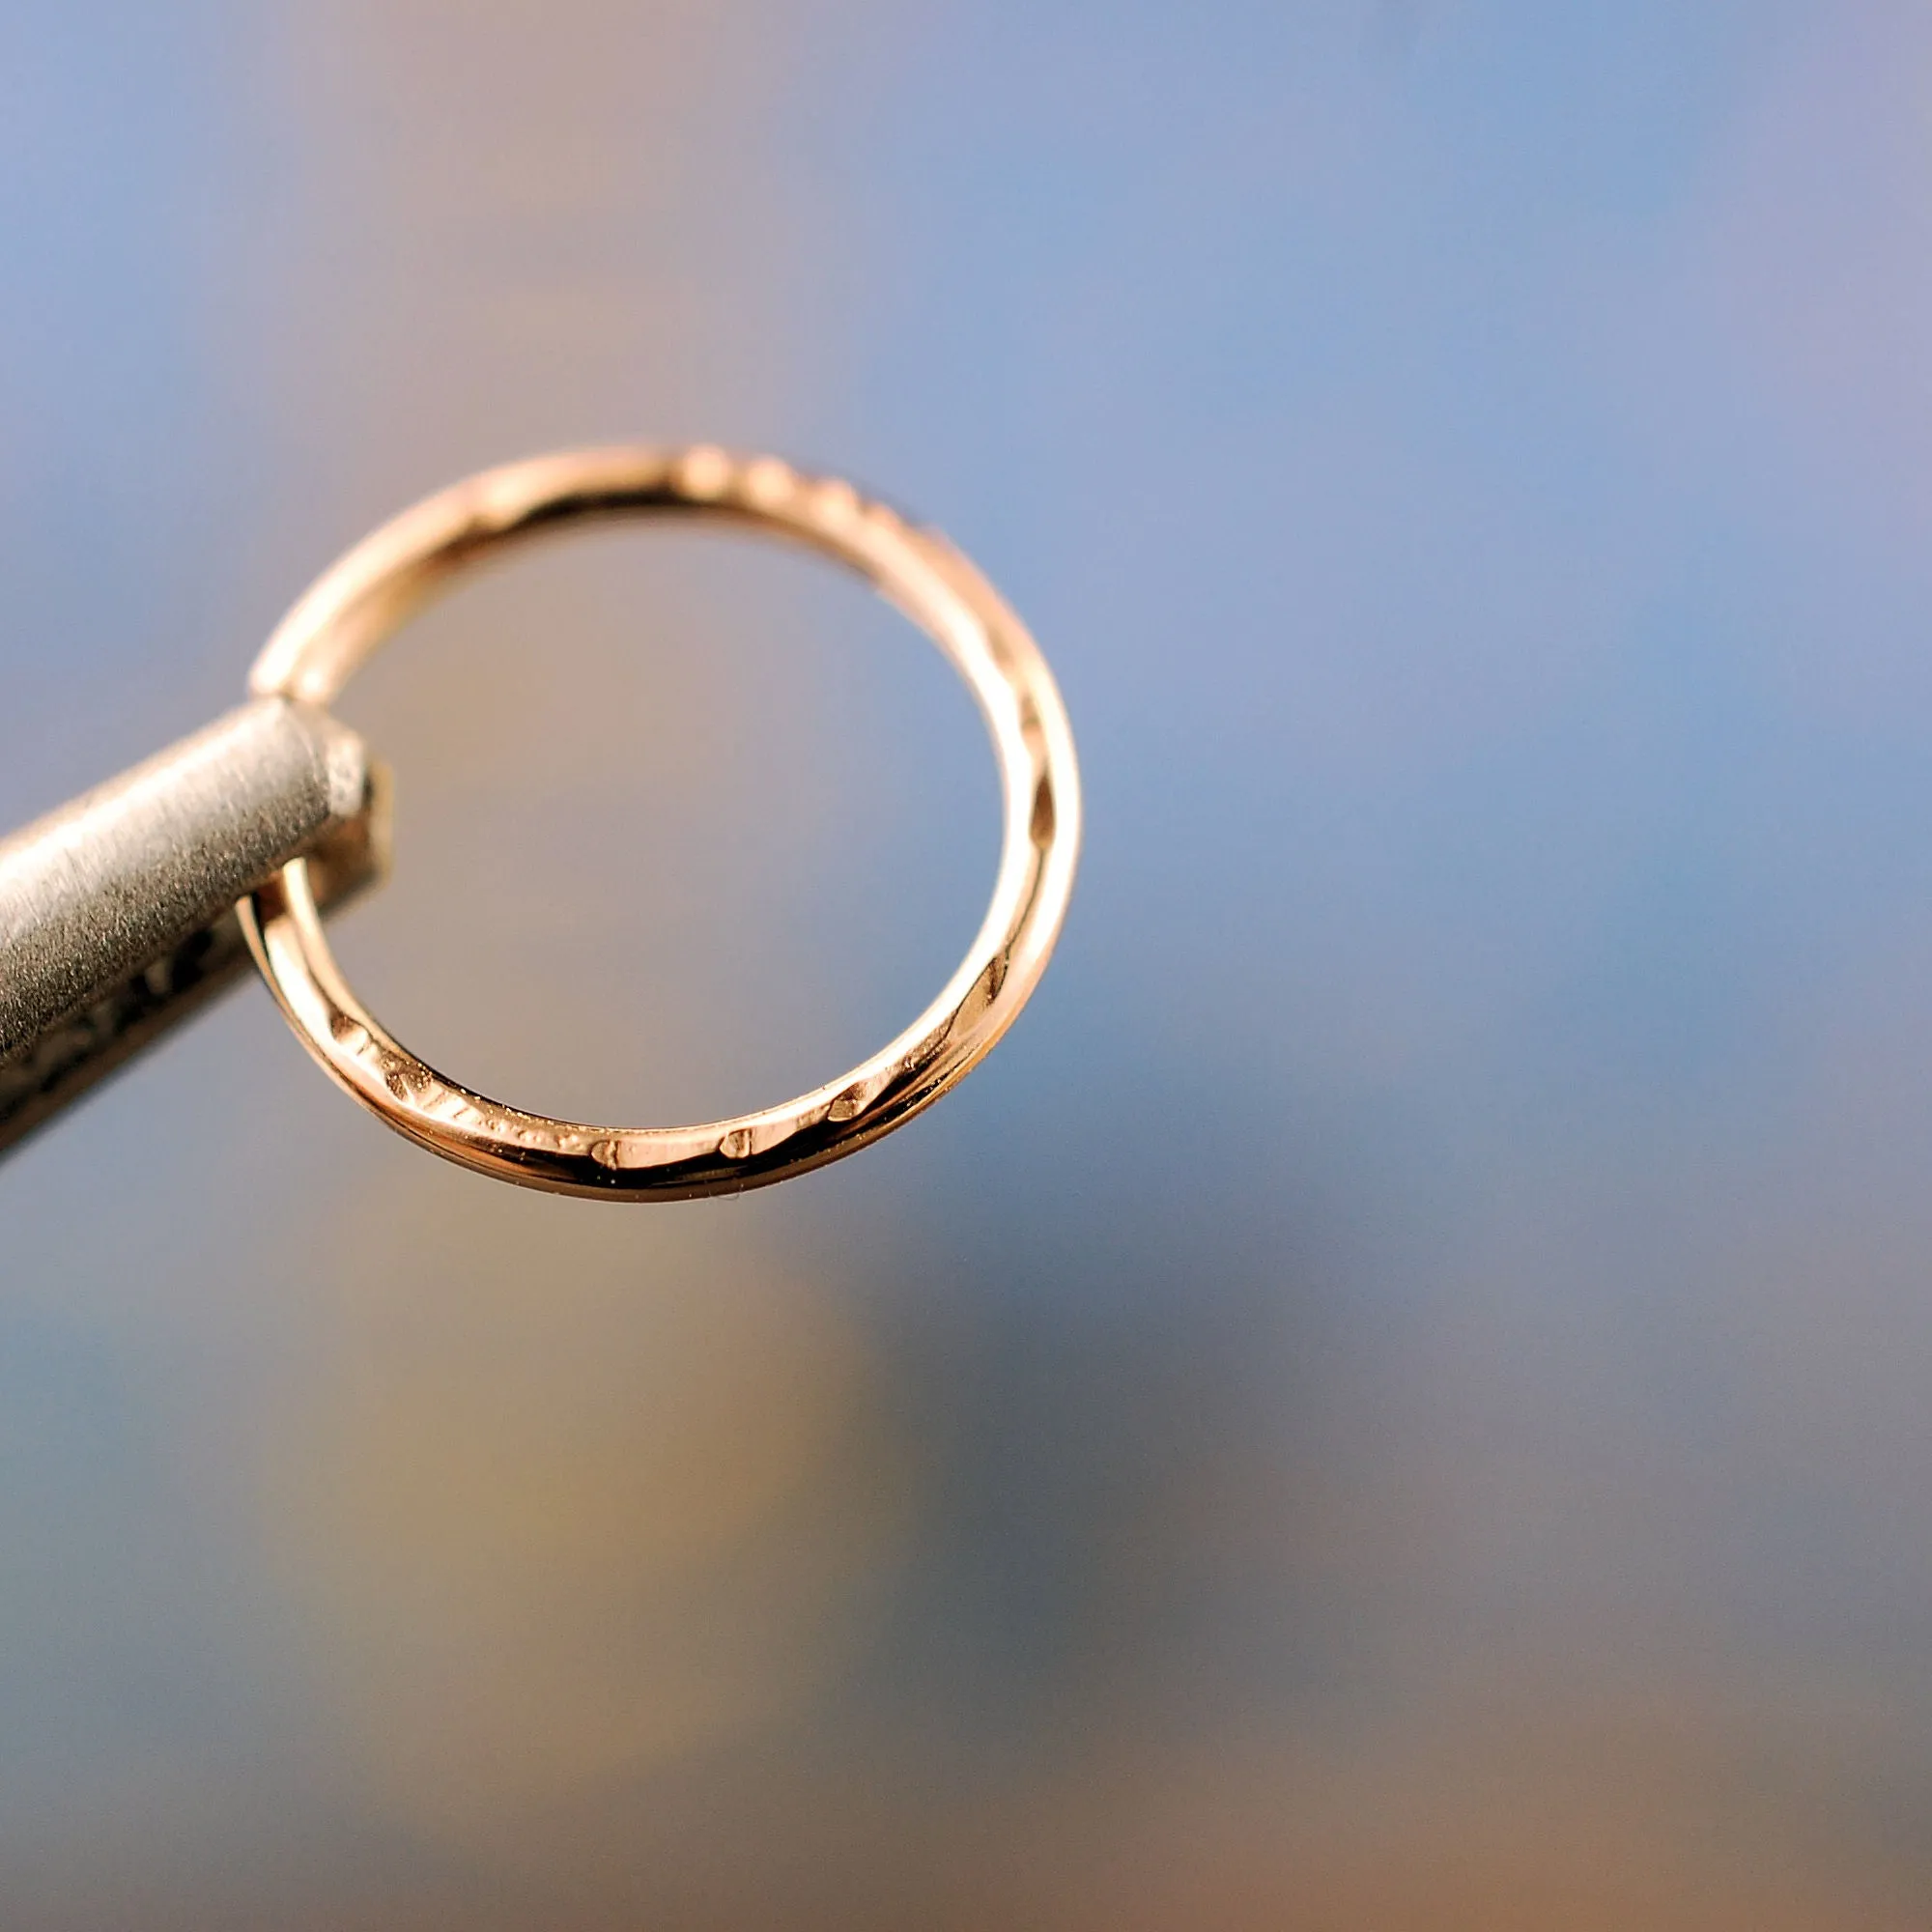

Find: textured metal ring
<box><xmin>239</xmin><ymin>446</ymin><xmax>1081</xmax><ymax>1199</ymax></box>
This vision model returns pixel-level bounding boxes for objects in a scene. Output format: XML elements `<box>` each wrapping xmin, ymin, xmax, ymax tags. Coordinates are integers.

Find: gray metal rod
<box><xmin>0</xmin><ymin>784</ymin><xmax>387</xmax><ymax>1157</ymax></box>
<box><xmin>0</xmin><ymin>698</ymin><xmax>384</xmax><ymax>1152</ymax></box>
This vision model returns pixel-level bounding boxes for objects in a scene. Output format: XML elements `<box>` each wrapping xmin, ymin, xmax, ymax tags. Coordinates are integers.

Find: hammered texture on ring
<box><xmin>239</xmin><ymin>445</ymin><xmax>1081</xmax><ymax>1200</ymax></box>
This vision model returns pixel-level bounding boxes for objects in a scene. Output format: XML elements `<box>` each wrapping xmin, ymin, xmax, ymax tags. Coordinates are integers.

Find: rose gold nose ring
<box><xmin>239</xmin><ymin>445</ymin><xmax>1081</xmax><ymax>1200</ymax></box>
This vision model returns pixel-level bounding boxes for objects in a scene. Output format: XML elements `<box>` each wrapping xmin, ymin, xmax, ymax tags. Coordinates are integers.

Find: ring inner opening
<box><xmin>321</xmin><ymin>522</ymin><xmax>1003</xmax><ymax>1130</ymax></box>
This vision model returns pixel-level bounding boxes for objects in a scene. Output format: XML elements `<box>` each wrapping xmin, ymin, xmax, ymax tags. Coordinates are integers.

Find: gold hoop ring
<box><xmin>239</xmin><ymin>446</ymin><xmax>1081</xmax><ymax>1200</ymax></box>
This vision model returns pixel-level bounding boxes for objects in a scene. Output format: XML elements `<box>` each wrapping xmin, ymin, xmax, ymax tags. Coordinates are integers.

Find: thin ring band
<box><xmin>239</xmin><ymin>446</ymin><xmax>1081</xmax><ymax>1200</ymax></box>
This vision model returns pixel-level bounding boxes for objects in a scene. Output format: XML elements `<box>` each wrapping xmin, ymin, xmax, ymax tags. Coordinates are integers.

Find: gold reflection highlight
<box><xmin>265</xmin><ymin>1178</ymin><xmax>912</xmax><ymax>1842</ymax></box>
<box><xmin>244</xmin><ymin>0</ymin><xmax>915</xmax><ymax>1862</ymax></box>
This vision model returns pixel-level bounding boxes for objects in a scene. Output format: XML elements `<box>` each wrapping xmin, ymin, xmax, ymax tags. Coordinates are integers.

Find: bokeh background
<box><xmin>4</xmin><ymin>3</ymin><xmax>1932</xmax><ymax>1925</ymax></box>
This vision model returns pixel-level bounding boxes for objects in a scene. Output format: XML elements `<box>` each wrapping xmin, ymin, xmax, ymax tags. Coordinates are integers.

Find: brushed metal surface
<box><xmin>0</xmin><ymin>766</ymin><xmax>389</xmax><ymax>1157</ymax></box>
<box><xmin>0</xmin><ymin>696</ymin><xmax>371</xmax><ymax>1085</ymax></box>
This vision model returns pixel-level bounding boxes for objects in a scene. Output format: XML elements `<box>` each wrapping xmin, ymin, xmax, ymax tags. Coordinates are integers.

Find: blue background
<box><xmin>3</xmin><ymin>5</ymin><xmax>1931</xmax><ymax>1924</ymax></box>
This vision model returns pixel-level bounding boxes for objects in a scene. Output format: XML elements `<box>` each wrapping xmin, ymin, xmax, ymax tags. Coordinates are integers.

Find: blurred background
<box><xmin>3</xmin><ymin>2</ymin><xmax>1932</xmax><ymax>1925</ymax></box>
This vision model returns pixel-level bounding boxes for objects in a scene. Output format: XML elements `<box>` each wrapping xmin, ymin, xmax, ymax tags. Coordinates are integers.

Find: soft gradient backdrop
<box><xmin>4</xmin><ymin>3</ymin><xmax>1932</xmax><ymax>1926</ymax></box>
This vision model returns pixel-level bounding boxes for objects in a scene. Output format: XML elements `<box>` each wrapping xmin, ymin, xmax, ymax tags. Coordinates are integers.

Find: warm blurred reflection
<box><xmin>269</xmin><ymin>1186</ymin><xmax>909</xmax><ymax>1845</ymax></box>
<box><xmin>6</xmin><ymin>3</ymin><xmax>1932</xmax><ymax>1927</ymax></box>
